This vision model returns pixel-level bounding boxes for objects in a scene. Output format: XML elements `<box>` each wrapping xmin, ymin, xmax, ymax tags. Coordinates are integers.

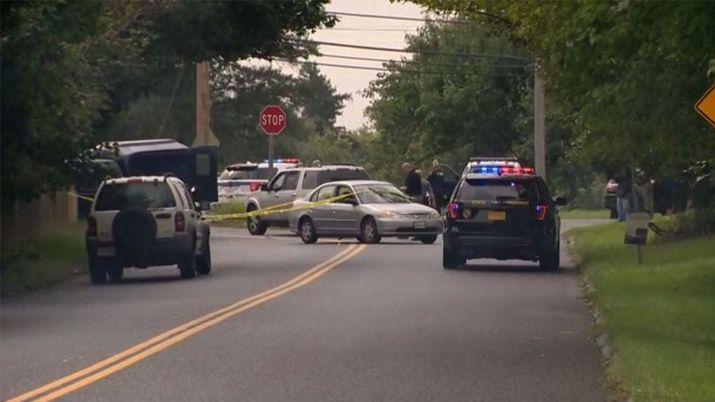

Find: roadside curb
<box><xmin>564</xmin><ymin>234</ymin><xmax>632</xmax><ymax>402</ymax></box>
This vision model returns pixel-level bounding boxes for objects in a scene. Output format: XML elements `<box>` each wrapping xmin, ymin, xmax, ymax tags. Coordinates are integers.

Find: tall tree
<box><xmin>365</xmin><ymin>21</ymin><xmax>532</xmax><ymax>174</ymax></box>
<box><xmin>1</xmin><ymin>0</ymin><xmax>334</xmax><ymax>206</ymax></box>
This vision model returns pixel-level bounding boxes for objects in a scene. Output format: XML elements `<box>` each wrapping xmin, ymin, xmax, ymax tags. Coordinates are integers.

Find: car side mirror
<box><xmin>260</xmin><ymin>183</ymin><xmax>269</xmax><ymax>192</ymax></box>
<box><xmin>554</xmin><ymin>196</ymin><xmax>567</xmax><ymax>206</ymax></box>
<box><xmin>345</xmin><ymin>197</ymin><xmax>358</xmax><ymax>206</ymax></box>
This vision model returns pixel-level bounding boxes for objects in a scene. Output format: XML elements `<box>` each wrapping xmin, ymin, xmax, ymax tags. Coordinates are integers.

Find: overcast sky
<box><xmin>271</xmin><ymin>0</ymin><xmax>428</xmax><ymax>130</ymax></box>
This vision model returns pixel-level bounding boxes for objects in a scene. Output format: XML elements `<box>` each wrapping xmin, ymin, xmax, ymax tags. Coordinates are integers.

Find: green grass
<box><xmin>207</xmin><ymin>201</ymin><xmax>246</xmax><ymax>228</ymax></box>
<box><xmin>1</xmin><ymin>223</ymin><xmax>86</xmax><ymax>296</ymax></box>
<box><xmin>568</xmin><ymin>223</ymin><xmax>715</xmax><ymax>401</ymax></box>
<box><xmin>559</xmin><ymin>208</ymin><xmax>611</xmax><ymax>219</ymax></box>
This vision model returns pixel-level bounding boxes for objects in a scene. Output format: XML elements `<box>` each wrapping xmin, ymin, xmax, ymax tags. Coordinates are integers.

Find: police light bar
<box><xmin>467</xmin><ymin>165</ymin><xmax>535</xmax><ymax>176</ymax></box>
<box><xmin>262</xmin><ymin>158</ymin><xmax>301</xmax><ymax>164</ymax></box>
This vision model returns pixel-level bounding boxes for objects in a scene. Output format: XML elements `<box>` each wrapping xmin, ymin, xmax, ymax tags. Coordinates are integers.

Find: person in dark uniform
<box><xmin>427</xmin><ymin>159</ymin><xmax>448</xmax><ymax>209</ymax></box>
<box><xmin>402</xmin><ymin>162</ymin><xmax>424</xmax><ymax>201</ymax></box>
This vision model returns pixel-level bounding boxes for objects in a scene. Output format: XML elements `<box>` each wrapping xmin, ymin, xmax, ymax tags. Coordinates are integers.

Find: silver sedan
<box><xmin>289</xmin><ymin>180</ymin><xmax>443</xmax><ymax>244</ymax></box>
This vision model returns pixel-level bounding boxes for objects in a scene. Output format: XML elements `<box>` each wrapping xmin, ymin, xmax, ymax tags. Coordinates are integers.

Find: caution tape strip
<box><xmin>68</xmin><ymin>192</ymin><xmax>96</xmax><ymax>203</ymax></box>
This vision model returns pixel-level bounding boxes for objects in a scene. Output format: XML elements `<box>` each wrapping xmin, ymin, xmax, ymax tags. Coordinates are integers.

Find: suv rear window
<box><xmin>318</xmin><ymin>168</ymin><xmax>369</xmax><ymax>185</ymax></box>
<box><xmin>95</xmin><ymin>182</ymin><xmax>176</xmax><ymax>211</ymax></box>
<box><xmin>251</xmin><ymin>167</ymin><xmax>278</xmax><ymax>181</ymax></box>
<box><xmin>457</xmin><ymin>178</ymin><xmax>539</xmax><ymax>203</ymax></box>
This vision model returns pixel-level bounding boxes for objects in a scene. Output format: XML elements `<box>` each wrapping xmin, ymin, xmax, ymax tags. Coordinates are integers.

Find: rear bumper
<box><xmin>377</xmin><ymin>218</ymin><xmax>443</xmax><ymax>236</ymax></box>
<box><xmin>443</xmin><ymin>231</ymin><xmax>545</xmax><ymax>261</ymax></box>
<box><xmin>86</xmin><ymin>233</ymin><xmax>193</xmax><ymax>267</ymax></box>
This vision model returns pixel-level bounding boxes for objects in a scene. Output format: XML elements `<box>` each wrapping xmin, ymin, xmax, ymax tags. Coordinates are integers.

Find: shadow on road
<box><xmin>456</xmin><ymin>263</ymin><xmax>573</xmax><ymax>274</ymax></box>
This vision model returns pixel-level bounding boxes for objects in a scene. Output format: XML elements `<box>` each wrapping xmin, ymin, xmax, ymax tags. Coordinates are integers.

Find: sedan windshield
<box><xmin>355</xmin><ymin>184</ymin><xmax>410</xmax><ymax>204</ymax></box>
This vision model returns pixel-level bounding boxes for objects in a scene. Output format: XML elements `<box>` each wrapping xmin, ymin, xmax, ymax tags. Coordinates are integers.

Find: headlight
<box><xmin>379</xmin><ymin>211</ymin><xmax>401</xmax><ymax>219</ymax></box>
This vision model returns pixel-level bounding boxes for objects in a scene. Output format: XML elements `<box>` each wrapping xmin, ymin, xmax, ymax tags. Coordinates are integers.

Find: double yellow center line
<box><xmin>7</xmin><ymin>244</ymin><xmax>367</xmax><ymax>402</ymax></box>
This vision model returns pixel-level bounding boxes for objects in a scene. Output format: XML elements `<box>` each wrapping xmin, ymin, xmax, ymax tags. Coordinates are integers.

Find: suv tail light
<box><xmin>249</xmin><ymin>181</ymin><xmax>262</xmax><ymax>192</ymax></box>
<box><xmin>447</xmin><ymin>203</ymin><xmax>461</xmax><ymax>219</ymax></box>
<box><xmin>536</xmin><ymin>204</ymin><xmax>548</xmax><ymax>221</ymax></box>
<box><xmin>175</xmin><ymin>212</ymin><xmax>186</xmax><ymax>232</ymax></box>
<box><xmin>87</xmin><ymin>216</ymin><xmax>97</xmax><ymax>237</ymax></box>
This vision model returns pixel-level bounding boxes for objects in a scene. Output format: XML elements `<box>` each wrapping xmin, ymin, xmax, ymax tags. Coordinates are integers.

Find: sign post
<box><xmin>258</xmin><ymin>105</ymin><xmax>287</xmax><ymax>170</ymax></box>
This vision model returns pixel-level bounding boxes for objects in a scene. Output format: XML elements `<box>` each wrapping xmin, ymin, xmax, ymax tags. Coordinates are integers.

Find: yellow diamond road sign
<box><xmin>695</xmin><ymin>85</ymin><xmax>715</xmax><ymax>128</ymax></box>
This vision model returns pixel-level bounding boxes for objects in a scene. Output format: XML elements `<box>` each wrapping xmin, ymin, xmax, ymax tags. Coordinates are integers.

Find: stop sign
<box><xmin>258</xmin><ymin>105</ymin><xmax>287</xmax><ymax>136</ymax></box>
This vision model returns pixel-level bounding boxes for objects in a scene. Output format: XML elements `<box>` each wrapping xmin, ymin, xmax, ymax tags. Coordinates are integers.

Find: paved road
<box><xmin>1</xmin><ymin>220</ymin><xmax>608</xmax><ymax>401</ymax></box>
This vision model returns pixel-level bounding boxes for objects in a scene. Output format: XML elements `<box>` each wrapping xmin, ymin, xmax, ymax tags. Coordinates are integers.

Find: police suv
<box><xmin>443</xmin><ymin>158</ymin><xmax>566</xmax><ymax>270</ymax></box>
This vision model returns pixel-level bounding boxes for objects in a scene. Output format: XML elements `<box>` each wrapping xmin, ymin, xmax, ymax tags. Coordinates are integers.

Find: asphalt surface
<box><xmin>1</xmin><ymin>219</ymin><xmax>609</xmax><ymax>401</ymax></box>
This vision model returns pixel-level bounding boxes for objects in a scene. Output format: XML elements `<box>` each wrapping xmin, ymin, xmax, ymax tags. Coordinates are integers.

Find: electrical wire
<box><xmin>328</xmin><ymin>11</ymin><xmax>466</xmax><ymax>24</ymax></box>
<box><xmin>317</xmin><ymin>53</ymin><xmax>531</xmax><ymax>69</ymax></box>
<box><xmin>275</xmin><ymin>58</ymin><xmax>529</xmax><ymax>77</ymax></box>
<box><xmin>295</xmin><ymin>39</ymin><xmax>531</xmax><ymax>62</ymax></box>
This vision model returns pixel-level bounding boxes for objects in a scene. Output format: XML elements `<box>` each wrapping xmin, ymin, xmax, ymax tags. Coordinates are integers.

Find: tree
<box><xmin>365</xmin><ymin>21</ymin><xmax>532</xmax><ymax>174</ymax></box>
<box><xmin>413</xmin><ymin>0</ymin><xmax>715</xmax><ymax>178</ymax></box>
<box><xmin>1</xmin><ymin>0</ymin><xmax>335</xmax><ymax>207</ymax></box>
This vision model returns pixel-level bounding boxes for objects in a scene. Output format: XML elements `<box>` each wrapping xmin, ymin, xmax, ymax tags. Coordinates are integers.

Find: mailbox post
<box><xmin>624</xmin><ymin>211</ymin><xmax>652</xmax><ymax>264</ymax></box>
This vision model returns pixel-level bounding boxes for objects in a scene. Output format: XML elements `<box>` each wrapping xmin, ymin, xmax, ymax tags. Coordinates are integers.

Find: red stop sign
<box><xmin>259</xmin><ymin>105</ymin><xmax>287</xmax><ymax>136</ymax></box>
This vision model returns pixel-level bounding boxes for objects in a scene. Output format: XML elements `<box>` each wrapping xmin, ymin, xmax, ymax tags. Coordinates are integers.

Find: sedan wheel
<box><xmin>360</xmin><ymin>217</ymin><xmax>381</xmax><ymax>244</ymax></box>
<box><xmin>299</xmin><ymin>218</ymin><xmax>318</xmax><ymax>244</ymax></box>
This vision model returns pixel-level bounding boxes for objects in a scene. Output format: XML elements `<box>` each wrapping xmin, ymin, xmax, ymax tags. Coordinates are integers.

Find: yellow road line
<box><xmin>7</xmin><ymin>245</ymin><xmax>366</xmax><ymax>402</ymax></box>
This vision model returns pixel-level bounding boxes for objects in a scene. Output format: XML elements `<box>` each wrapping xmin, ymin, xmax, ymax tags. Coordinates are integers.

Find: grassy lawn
<box><xmin>559</xmin><ymin>208</ymin><xmax>611</xmax><ymax>219</ymax></box>
<box><xmin>207</xmin><ymin>202</ymin><xmax>246</xmax><ymax>228</ymax></box>
<box><xmin>1</xmin><ymin>223</ymin><xmax>86</xmax><ymax>296</ymax></box>
<box><xmin>568</xmin><ymin>223</ymin><xmax>715</xmax><ymax>401</ymax></box>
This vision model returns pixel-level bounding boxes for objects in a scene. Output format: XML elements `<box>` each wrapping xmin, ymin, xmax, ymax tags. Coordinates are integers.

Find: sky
<box><xmin>280</xmin><ymin>0</ymin><xmax>428</xmax><ymax>130</ymax></box>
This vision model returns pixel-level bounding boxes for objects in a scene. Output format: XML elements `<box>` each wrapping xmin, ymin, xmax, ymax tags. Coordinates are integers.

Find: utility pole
<box><xmin>534</xmin><ymin>61</ymin><xmax>546</xmax><ymax>180</ymax></box>
<box><xmin>194</xmin><ymin>61</ymin><xmax>219</xmax><ymax>147</ymax></box>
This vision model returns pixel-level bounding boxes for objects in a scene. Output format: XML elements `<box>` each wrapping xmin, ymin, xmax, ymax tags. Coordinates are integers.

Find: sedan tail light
<box><xmin>447</xmin><ymin>203</ymin><xmax>461</xmax><ymax>220</ymax></box>
<box><xmin>87</xmin><ymin>216</ymin><xmax>97</xmax><ymax>237</ymax></box>
<box><xmin>175</xmin><ymin>212</ymin><xmax>186</xmax><ymax>232</ymax></box>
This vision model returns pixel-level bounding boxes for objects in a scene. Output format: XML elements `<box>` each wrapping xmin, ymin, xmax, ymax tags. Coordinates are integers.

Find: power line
<box><xmin>317</xmin><ymin>53</ymin><xmax>531</xmax><ymax>69</ymax></box>
<box><xmin>296</xmin><ymin>39</ymin><xmax>531</xmax><ymax>62</ymax></box>
<box><xmin>330</xmin><ymin>28</ymin><xmax>419</xmax><ymax>32</ymax></box>
<box><xmin>328</xmin><ymin>11</ymin><xmax>465</xmax><ymax>24</ymax></box>
<box><xmin>276</xmin><ymin>58</ymin><xmax>529</xmax><ymax>77</ymax></box>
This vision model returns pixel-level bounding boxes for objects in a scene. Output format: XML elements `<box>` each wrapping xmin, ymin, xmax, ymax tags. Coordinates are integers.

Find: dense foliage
<box><xmin>365</xmin><ymin>22</ymin><xmax>532</xmax><ymax>179</ymax></box>
<box><xmin>1</xmin><ymin>0</ymin><xmax>334</xmax><ymax>206</ymax></box>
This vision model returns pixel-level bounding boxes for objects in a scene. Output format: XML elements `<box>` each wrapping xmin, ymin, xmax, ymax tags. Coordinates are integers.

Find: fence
<box><xmin>1</xmin><ymin>190</ymin><xmax>78</xmax><ymax>247</ymax></box>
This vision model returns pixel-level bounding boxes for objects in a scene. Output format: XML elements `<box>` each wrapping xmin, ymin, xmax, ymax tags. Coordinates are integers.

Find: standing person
<box><xmin>402</xmin><ymin>162</ymin><xmax>423</xmax><ymax>202</ymax></box>
<box><xmin>616</xmin><ymin>168</ymin><xmax>632</xmax><ymax>222</ymax></box>
<box><xmin>427</xmin><ymin>159</ymin><xmax>447</xmax><ymax>209</ymax></box>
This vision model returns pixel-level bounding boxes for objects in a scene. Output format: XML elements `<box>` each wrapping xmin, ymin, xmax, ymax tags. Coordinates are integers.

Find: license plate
<box><xmin>488</xmin><ymin>210</ymin><xmax>506</xmax><ymax>221</ymax></box>
<box><xmin>413</xmin><ymin>221</ymin><xmax>427</xmax><ymax>229</ymax></box>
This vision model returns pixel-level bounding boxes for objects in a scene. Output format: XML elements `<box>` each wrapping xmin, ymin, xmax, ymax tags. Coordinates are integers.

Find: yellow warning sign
<box><xmin>695</xmin><ymin>85</ymin><xmax>715</xmax><ymax>128</ymax></box>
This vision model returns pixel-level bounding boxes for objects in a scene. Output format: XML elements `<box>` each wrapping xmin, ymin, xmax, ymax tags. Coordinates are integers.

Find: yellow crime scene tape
<box><xmin>68</xmin><ymin>190</ymin><xmax>405</xmax><ymax>223</ymax></box>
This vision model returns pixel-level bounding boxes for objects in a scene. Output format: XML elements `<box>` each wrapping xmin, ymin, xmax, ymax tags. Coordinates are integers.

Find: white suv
<box><xmin>86</xmin><ymin>176</ymin><xmax>211</xmax><ymax>283</ymax></box>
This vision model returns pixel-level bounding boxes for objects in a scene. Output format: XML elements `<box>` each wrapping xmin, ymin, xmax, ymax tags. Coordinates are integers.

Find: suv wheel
<box><xmin>539</xmin><ymin>241</ymin><xmax>560</xmax><ymax>272</ymax></box>
<box><xmin>107</xmin><ymin>261</ymin><xmax>124</xmax><ymax>283</ymax></box>
<box><xmin>196</xmin><ymin>241</ymin><xmax>211</xmax><ymax>275</ymax></box>
<box><xmin>359</xmin><ymin>217</ymin><xmax>381</xmax><ymax>244</ymax></box>
<box><xmin>299</xmin><ymin>217</ymin><xmax>318</xmax><ymax>244</ymax></box>
<box><xmin>419</xmin><ymin>235</ymin><xmax>438</xmax><ymax>244</ymax></box>
<box><xmin>179</xmin><ymin>241</ymin><xmax>197</xmax><ymax>279</ymax></box>
<box><xmin>89</xmin><ymin>257</ymin><xmax>107</xmax><ymax>284</ymax></box>
<box><xmin>246</xmin><ymin>205</ymin><xmax>267</xmax><ymax>235</ymax></box>
<box><xmin>442</xmin><ymin>247</ymin><xmax>464</xmax><ymax>269</ymax></box>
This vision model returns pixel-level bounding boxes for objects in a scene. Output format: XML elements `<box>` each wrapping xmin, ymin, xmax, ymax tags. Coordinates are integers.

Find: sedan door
<box><xmin>330</xmin><ymin>185</ymin><xmax>361</xmax><ymax>234</ymax></box>
<box><xmin>309</xmin><ymin>185</ymin><xmax>338</xmax><ymax>233</ymax></box>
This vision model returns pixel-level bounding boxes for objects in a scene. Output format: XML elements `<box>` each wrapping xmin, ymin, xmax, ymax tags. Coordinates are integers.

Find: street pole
<box><xmin>268</xmin><ymin>136</ymin><xmax>274</xmax><ymax>170</ymax></box>
<box><xmin>534</xmin><ymin>61</ymin><xmax>546</xmax><ymax>180</ymax></box>
<box><xmin>193</xmin><ymin>61</ymin><xmax>219</xmax><ymax>147</ymax></box>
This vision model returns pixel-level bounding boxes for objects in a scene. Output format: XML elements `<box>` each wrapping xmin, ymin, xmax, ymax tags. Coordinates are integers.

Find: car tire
<box><xmin>299</xmin><ymin>217</ymin><xmax>318</xmax><ymax>244</ymax></box>
<box><xmin>107</xmin><ymin>261</ymin><xmax>123</xmax><ymax>283</ymax></box>
<box><xmin>179</xmin><ymin>244</ymin><xmax>197</xmax><ymax>279</ymax></box>
<box><xmin>539</xmin><ymin>242</ymin><xmax>560</xmax><ymax>272</ymax></box>
<box><xmin>89</xmin><ymin>257</ymin><xmax>107</xmax><ymax>284</ymax></box>
<box><xmin>360</xmin><ymin>217</ymin><xmax>381</xmax><ymax>244</ymax></box>
<box><xmin>246</xmin><ymin>205</ymin><xmax>267</xmax><ymax>235</ymax></box>
<box><xmin>419</xmin><ymin>235</ymin><xmax>438</xmax><ymax>244</ymax></box>
<box><xmin>442</xmin><ymin>247</ymin><xmax>464</xmax><ymax>269</ymax></box>
<box><xmin>196</xmin><ymin>241</ymin><xmax>211</xmax><ymax>275</ymax></box>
